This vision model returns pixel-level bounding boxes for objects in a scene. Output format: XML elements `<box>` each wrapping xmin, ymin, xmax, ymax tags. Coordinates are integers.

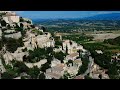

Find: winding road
<box><xmin>79</xmin><ymin>55</ymin><xmax>94</xmax><ymax>77</ymax></box>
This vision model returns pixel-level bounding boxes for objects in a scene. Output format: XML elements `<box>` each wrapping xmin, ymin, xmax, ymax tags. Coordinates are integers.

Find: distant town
<box><xmin>0</xmin><ymin>11</ymin><xmax>120</xmax><ymax>79</ymax></box>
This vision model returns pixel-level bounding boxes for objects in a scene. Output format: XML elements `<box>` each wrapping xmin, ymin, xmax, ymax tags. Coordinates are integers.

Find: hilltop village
<box><xmin>0</xmin><ymin>11</ymin><xmax>110</xmax><ymax>79</ymax></box>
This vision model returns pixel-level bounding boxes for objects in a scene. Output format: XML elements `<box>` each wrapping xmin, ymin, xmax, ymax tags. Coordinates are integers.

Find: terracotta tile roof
<box><xmin>74</xmin><ymin>59</ymin><xmax>82</xmax><ymax>63</ymax></box>
<box><xmin>52</xmin><ymin>64</ymin><xmax>65</xmax><ymax>71</ymax></box>
<box><xmin>67</xmin><ymin>53</ymin><xmax>79</xmax><ymax>58</ymax></box>
<box><xmin>46</xmin><ymin>72</ymin><xmax>61</xmax><ymax>79</ymax></box>
<box><xmin>63</xmin><ymin>40</ymin><xmax>70</xmax><ymax>43</ymax></box>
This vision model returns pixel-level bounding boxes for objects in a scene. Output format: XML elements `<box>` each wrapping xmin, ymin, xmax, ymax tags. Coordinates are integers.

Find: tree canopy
<box><xmin>3</xmin><ymin>38</ymin><xmax>24</xmax><ymax>53</ymax></box>
<box><xmin>1</xmin><ymin>20</ymin><xmax>6</xmax><ymax>26</ymax></box>
<box><xmin>54</xmin><ymin>51</ymin><xmax>66</xmax><ymax>63</ymax></box>
<box><xmin>27</xmin><ymin>66</ymin><xmax>40</xmax><ymax>79</ymax></box>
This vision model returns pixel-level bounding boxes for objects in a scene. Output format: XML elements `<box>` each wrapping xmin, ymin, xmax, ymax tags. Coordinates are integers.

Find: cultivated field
<box><xmin>89</xmin><ymin>33</ymin><xmax>120</xmax><ymax>41</ymax></box>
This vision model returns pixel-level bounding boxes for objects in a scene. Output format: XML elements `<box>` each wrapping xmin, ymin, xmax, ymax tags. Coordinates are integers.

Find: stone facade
<box><xmin>45</xmin><ymin>64</ymin><xmax>66</xmax><ymax>79</ymax></box>
<box><xmin>23</xmin><ymin>31</ymin><xmax>55</xmax><ymax>50</ymax></box>
<box><xmin>4</xmin><ymin>32</ymin><xmax>22</xmax><ymax>39</ymax></box>
<box><xmin>51</xmin><ymin>59</ymin><xmax>61</xmax><ymax>67</ymax></box>
<box><xmin>3</xmin><ymin>16</ymin><xmax>20</xmax><ymax>24</ymax></box>
<box><xmin>66</xmin><ymin>53</ymin><xmax>79</xmax><ymax>61</ymax></box>
<box><xmin>62</xmin><ymin>40</ymin><xmax>84</xmax><ymax>54</ymax></box>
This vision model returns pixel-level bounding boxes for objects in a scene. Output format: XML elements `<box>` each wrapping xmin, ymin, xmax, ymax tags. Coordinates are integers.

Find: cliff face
<box><xmin>0</xmin><ymin>11</ymin><xmax>55</xmax><ymax>65</ymax></box>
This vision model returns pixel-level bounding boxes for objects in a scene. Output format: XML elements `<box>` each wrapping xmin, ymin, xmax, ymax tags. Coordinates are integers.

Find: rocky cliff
<box><xmin>0</xmin><ymin>11</ymin><xmax>55</xmax><ymax>66</ymax></box>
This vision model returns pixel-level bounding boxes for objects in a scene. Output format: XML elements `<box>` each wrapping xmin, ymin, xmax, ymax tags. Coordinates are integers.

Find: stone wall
<box><xmin>4</xmin><ymin>32</ymin><xmax>22</xmax><ymax>39</ymax></box>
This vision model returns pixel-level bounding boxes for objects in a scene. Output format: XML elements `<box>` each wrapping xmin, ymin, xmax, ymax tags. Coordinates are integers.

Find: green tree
<box><xmin>46</xmin><ymin>47</ymin><xmax>53</xmax><ymax>54</ymax></box>
<box><xmin>40</xmin><ymin>63</ymin><xmax>50</xmax><ymax>72</ymax></box>
<box><xmin>26</xmin><ymin>20</ymin><xmax>31</xmax><ymax>24</ymax></box>
<box><xmin>77</xmin><ymin>49</ymin><xmax>82</xmax><ymax>57</ymax></box>
<box><xmin>39</xmin><ymin>31</ymin><xmax>43</xmax><ymax>35</ymax></box>
<box><xmin>39</xmin><ymin>72</ymin><xmax>45</xmax><ymax>79</ymax></box>
<box><xmin>98</xmin><ymin>74</ymin><xmax>102</xmax><ymax>79</ymax></box>
<box><xmin>46</xmin><ymin>55</ymin><xmax>53</xmax><ymax>64</ymax></box>
<box><xmin>54</xmin><ymin>51</ymin><xmax>66</xmax><ymax>63</ymax></box>
<box><xmin>20</xmin><ymin>17</ymin><xmax>24</xmax><ymax>22</ymax></box>
<box><xmin>12</xmin><ymin>60</ymin><xmax>29</xmax><ymax>74</ymax></box>
<box><xmin>15</xmin><ymin>23</ymin><xmax>20</xmax><ymax>29</ymax></box>
<box><xmin>24</xmin><ymin>48</ymin><xmax>48</xmax><ymax>63</ymax></box>
<box><xmin>28</xmin><ymin>66</ymin><xmax>40</xmax><ymax>79</ymax></box>
<box><xmin>1</xmin><ymin>72</ymin><xmax>16</xmax><ymax>79</ymax></box>
<box><xmin>118</xmin><ymin>55</ymin><xmax>120</xmax><ymax>59</ymax></box>
<box><xmin>108</xmin><ymin>62</ymin><xmax>119</xmax><ymax>79</ymax></box>
<box><xmin>66</xmin><ymin>60</ymin><xmax>73</xmax><ymax>66</ymax></box>
<box><xmin>4</xmin><ymin>38</ymin><xmax>24</xmax><ymax>53</ymax></box>
<box><xmin>41</xmin><ymin>26</ymin><xmax>46</xmax><ymax>32</ymax></box>
<box><xmin>84</xmin><ymin>75</ymin><xmax>92</xmax><ymax>79</ymax></box>
<box><xmin>0</xmin><ymin>40</ymin><xmax>3</xmax><ymax>50</ymax></box>
<box><xmin>1</xmin><ymin>20</ymin><xmax>6</xmax><ymax>26</ymax></box>
<box><xmin>77</xmin><ymin>56</ymin><xmax>89</xmax><ymax>75</ymax></box>
<box><xmin>31</xmin><ymin>25</ymin><xmax>35</xmax><ymax>28</ymax></box>
<box><xmin>66</xmin><ymin>45</ymin><xmax>68</xmax><ymax>54</ymax></box>
<box><xmin>55</xmin><ymin>40</ymin><xmax>62</xmax><ymax>46</ymax></box>
<box><xmin>20</xmin><ymin>23</ymin><xmax>24</xmax><ymax>28</ymax></box>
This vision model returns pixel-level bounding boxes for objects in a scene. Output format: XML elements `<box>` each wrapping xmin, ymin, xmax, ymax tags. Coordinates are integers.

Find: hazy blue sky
<box><xmin>15</xmin><ymin>11</ymin><xmax>120</xmax><ymax>19</ymax></box>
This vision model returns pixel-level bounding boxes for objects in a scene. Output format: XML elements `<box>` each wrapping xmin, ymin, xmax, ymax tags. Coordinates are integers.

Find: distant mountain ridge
<box><xmin>81</xmin><ymin>13</ymin><xmax>120</xmax><ymax>20</ymax></box>
<box><xmin>32</xmin><ymin>13</ymin><xmax>120</xmax><ymax>22</ymax></box>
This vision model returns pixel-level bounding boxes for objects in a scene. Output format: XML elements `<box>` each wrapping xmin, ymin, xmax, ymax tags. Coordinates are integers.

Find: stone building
<box><xmin>2</xmin><ymin>12</ymin><xmax>20</xmax><ymax>24</ymax></box>
<box><xmin>45</xmin><ymin>64</ymin><xmax>66</xmax><ymax>79</ymax></box>
<box><xmin>62</xmin><ymin>40</ymin><xmax>84</xmax><ymax>54</ymax></box>
<box><xmin>66</xmin><ymin>53</ymin><xmax>79</xmax><ymax>61</ymax></box>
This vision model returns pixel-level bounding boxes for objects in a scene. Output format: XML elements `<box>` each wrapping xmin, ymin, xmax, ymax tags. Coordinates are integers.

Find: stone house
<box><xmin>45</xmin><ymin>64</ymin><xmax>66</xmax><ymax>79</ymax></box>
<box><xmin>62</xmin><ymin>40</ymin><xmax>84</xmax><ymax>54</ymax></box>
<box><xmin>51</xmin><ymin>59</ymin><xmax>61</xmax><ymax>67</ymax></box>
<box><xmin>2</xmin><ymin>12</ymin><xmax>20</xmax><ymax>24</ymax></box>
<box><xmin>66</xmin><ymin>53</ymin><xmax>79</xmax><ymax>61</ymax></box>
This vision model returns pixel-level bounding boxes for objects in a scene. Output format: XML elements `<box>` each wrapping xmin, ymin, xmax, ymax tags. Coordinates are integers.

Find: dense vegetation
<box><xmin>34</xmin><ymin>20</ymin><xmax>120</xmax><ymax>33</ymax></box>
<box><xmin>23</xmin><ymin>45</ymin><xmax>67</xmax><ymax>64</ymax></box>
<box><xmin>82</xmin><ymin>42</ymin><xmax>120</xmax><ymax>55</ymax></box>
<box><xmin>54</xmin><ymin>36</ymin><xmax>62</xmax><ymax>48</ymax></box>
<box><xmin>104</xmin><ymin>36</ymin><xmax>120</xmax><ymax>46</ymax></box>
<box><xmin>1</xmin><ymin>20</ymin><xmax>6</xmax><ymax>27</ymax></box>
<box><xmin>62</xmin><ymin>34</ymin><xmax>93</xmax><ymax>44</ymax></box>
<box><xmin>54</xmin><ymin>51</ymin><xmax>67</xmax><ymax>63</ymax></box>
<box><xmin>31</xmin><ymin>29</ymin><xmax>43</xmax><ymax>35</ymax></box>
<box><xmin>77</xmin><ymin>54</ymin><xmax>89</xmax><ymax>75</ymax></box>
<box><xmin>90</xmin><ymin>50</ymin><xmax>120</xmax><ymax>79</ymax></box>
<box><xmin>23</xmin><ymin>47</ymin><xmax>53</xmax><ymax>63</ymax></box>
<box><xmin>2</xmin><ymin>37</ymin><xmax>24</xmax><ymax>53</ymax></box>
<box><xmin>1</xmin><ymin>60</ymin><xmax>46</xmax><ymax>79</ymax></box>
<box><xmin>91</xmin><ymin>51</ymin><xmax>111</xmax><ymax>69</ymax></box>
<box><xmin>2</xmin><ymin>60</ymin><xmax>29</xmax><ymax>79</ymax></box>
<box><xmin>82</xmin><ymin>41</ymin><xmax>120</xmax><ymax>79</ymax></box>
<box><xmin>84</xmin><ymin>75</ymin><xmax>92</xmax><ymax>79</ymax></box>
<box><xmin>0</xmin><ymin>40</ymin><xmax>3</xmax><ymax>50</ymax></box>
<box><xmin>40</xmin><ymin>62</ymin><xmax>51</xmax><ymax>72</ymax></box>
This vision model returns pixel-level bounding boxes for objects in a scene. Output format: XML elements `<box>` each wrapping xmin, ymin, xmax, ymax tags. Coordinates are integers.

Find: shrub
<box><xmin>4</xmin><ymin>38</ymin><xmax>24</xmax><ymax>53</ymax></box>
<box><xmin>1</xmin><ymin>20</ymin><xmax>6</xmax><ymax>26</ymax></box>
